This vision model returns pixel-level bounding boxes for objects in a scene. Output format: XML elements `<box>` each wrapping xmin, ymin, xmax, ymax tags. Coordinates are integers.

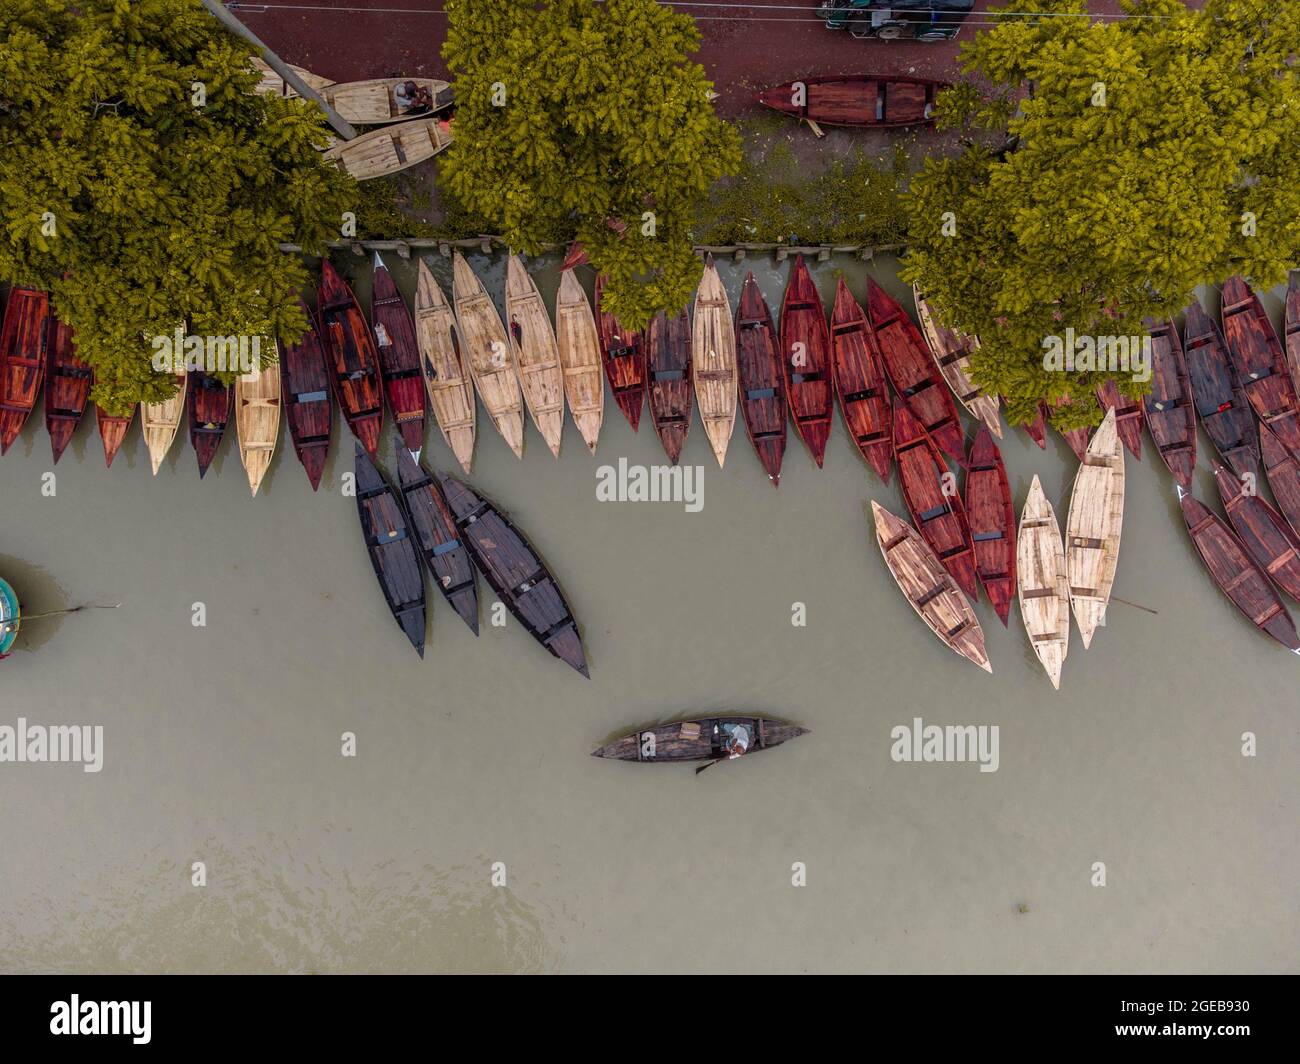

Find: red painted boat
<box><xmin>1213</xmin><ymin>464</ymin><xmax>1300</xmax><ymax>602</ymax></box>
<box><xmin>1010</xmin><ymin>400</ymin><xmax>1048</xmax><ymax>449</ymax></box>
<box><xmin>280</xmin><ymin>298</ymin><xmax>333</xmax><ymax>490</ymax></box>
<box><xmin>778</xmin><ymin>256</ymin><xmax>833</xmax><ymax>467</ymax></box>
<box><xmin>95</xmin><ymin>401</ymin><xmax>134</xmax><ymax>468</ymax></box>
<box><xmin>830</xmin><ymin>279</ymin><xmax>891</xmax><ymax>482</ymax></box>
<box><xmin>371</xmin><ymin>253</ymin><xmax>426</xmax><ymax>456</ymax></box>
<box><xmin>865</xmin><ymin>278</ymin><xmax>964</xmax><ymax>465</ymax></box>
<box><xmin>757</xmin><ymin>75</ymin><xmax>945</xmax><ymax>128</ymax></box>
<box><xmin>1049</xmin><ymin>396</ymin><xmax>1091</xmax><ymax>460</ymax></box>
<box><xmin>1220</xmin><ymin>275</ymin><xmax>1300</xmax><ymax>453</ymax></box>
<box><xmin>1287</xmin><ymin>272</ymin><xmax>1300</xmax><ymax>395</ymax></box>
<box><xmin>893</xmin><ymin>397</ymin><xmax>979</xmax><ymax>600</ymax></box>
<box><xmin>1184</xmin><ymin>301</ymin><xmax>1257</xmax><ymax>480</ymax></box>
<box><xmin>318</xmin><ymin>259</ymin><xmax>384</xmax><ymax>457</ymax></box>
<box><xmin>734</xmin><ymin>272</ymin><xmax>787</xmax><ymax>487</ymax></box>
<box><xmin>1260</xmin><ymin>423</ymin><xmax>1300</xmax><ymax>541</ymax></box>
<box><xmin>1141</xmin><ymin>318</ymin><xmax>1196</xmax><ymax>487</ymax></box>
<box><xmin>645</xmin><ymin>307</ymin><xmax>693</xmax><ymax>464</ymax></box>
<box><xmin>44</xmin><ymin>314</ymin><xmax>90</xmax><ymax>463</ymax></box>
<box><xmin>964</xmin><ymin>426</ymin><xmax>1015</xmax><ymax>625</ymax></box>
<box><xmin>1096</xmin><ymin>379</ymin><xmax>1144</xmax><ymax>459</ymax></box>
<box><xmin>0</xmin><ymin>286</ymin><xmax>49</xmax><ymax>454</ymax></box>
<box><xmin>187</xmin><ymin>371</ymin><xmax>232</xmax><ymax>477</ymax></box>
<box><xmin>595</xmin><ymin>273</ymin><xmax>646</xmax><ymax>432</ymax></box>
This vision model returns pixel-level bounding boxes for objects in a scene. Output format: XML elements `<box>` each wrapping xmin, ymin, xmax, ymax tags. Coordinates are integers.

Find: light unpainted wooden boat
<box><xmin>318</xmin><ymin>78</ymin><xmax>452</xmax><ymax>125</ymax></box>
<box><xmin>871</xmin><ymin>500</ymin><xmax>991</xmax><ymax>672</ymax></box>
<box><xmin>1065</xmin><ymin>407</ymin><xmax>1125</xmax><ymax>649</ymax></box>
<box><xmin>450</xmin><ymin>252</ymin><xmax>524</xmax><ymax>458</ymax></box>
<box><xmin>322</xmin><ymin>116</ymin><xmax>452</xmax><ymax>181</ymax></box>
<box><xmin>914</xmin><ymin>287</ymin><xmax>1001</xmax><ymax>438</ymax></box>
<box><xmin>1017</xmin><ymin>475</ymin><xmax>1069</xmax><ymax>689</ymax></box>
<box><xmin>505</xmin><ymin>255</ymin><xmax>565</xmax><ymax>456</ymax></box>
<box><xmin>691</xmin><ymin>256</ymin><xmax>737</xmax><ymax>467</ymax></box>
<box><xmin>235</xmin><ymin>357</ymin><xmax>281</xmax><ymax>496</ymax></box>
<box><xmin>141</xmin><ymin>370</ymin><xmax>187</xmax><ymax>475</ymax></box>
<box><xmin>249</xmin><ymin>57</ymin><xmax>335</xmax><ymax>98</ymax></box>
<box><xmin>414</xmin><ymin>259</ymin><xmax>475</xmax><ymax>473</ymax></box>
<box><xmin>554</xmin><ymin>270</ymin><xmax>604</xmax><ymax>454</ymax></box>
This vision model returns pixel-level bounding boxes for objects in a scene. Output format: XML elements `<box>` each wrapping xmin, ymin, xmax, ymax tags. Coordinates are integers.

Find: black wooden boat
<box><xmin>354</xmin><ymin>442</ymin><xmax>426</xmax><ymax>657</ymax></box>
<box><xmin>591</xmin><ymin>716</ymin><xmax>808</xmax><ymax>763</ymax></box>
<box><xmin>1184</xmin><ymin>301</ymin><xmax>1258</xmax><ymax>480</ymax></box>
<box><xmin>1142</xmin><ymin>317</ymin><xmax>1196</xmax><ymax>487</ymax></box>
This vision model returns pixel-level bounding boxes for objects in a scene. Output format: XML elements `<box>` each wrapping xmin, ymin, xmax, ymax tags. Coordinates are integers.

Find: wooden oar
<box><xmin>1111</xmin><ymin>596</ymin><xmax>1158</xmax><ymax>616</ymax></box>
<box><xmin>19</xmin><ymin>602</ymin><xmax>121</xmax><ymax>621</ymax></box>
<box><xmin>695</xmin><ymin>757</ymin><xmax>725</xmax><ymax>776</ymax></box>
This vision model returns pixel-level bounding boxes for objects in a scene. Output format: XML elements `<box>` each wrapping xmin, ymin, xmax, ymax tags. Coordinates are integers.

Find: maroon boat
<box><xmin>1213</xmin><ymin>464</ymin><xmax>1300</xmax><ymax>602</ymax></box>
<box><xmin>1010</xmin><ymin>400</ymin><xmax>1048</xmax><ymax>449</ymax></box>
<box><xmin>371</xmin><ymin>253</ymin><xmax>426</xmax><ymax>456</ymax></box>
<box><xmin>1184</xmin><ymin>301</ymin><xmax>1257</xmax><ymax>479</ymax></box>
<box><xmin>1142</xmin><ymin>318</ymin><xmax>1196</xmax><ymax>487</ymax></box>
<box><xmin>1220</xmin><ymin>275</ymin><xmax>1300</xmax><ymax>453</ymax></box>
<box><xmin>595</xmin><ymin>273</ymin><xmax>646</xmax><ymax>432</ymax></box>
<box><xmin>187</xmin><ymin>370</ymin><xmax>232</xmax><ymax>477</ymax></box>
<box><xmin>734</xmin><ymin>273</ymin><xmax>787</xmax><ymax>486</ymax></box>
<box><xmin>1287</xmin><ymin>272</ymin><xmax>1300</xmax><ymax>397</ymax></box>
<box><xmin>757</xmin><ymin>75</ymin><xmax>945</xmax><ymax>129</ymax></box>
<box><xmin>95</xmin><ymin>400</ymin><xmax>134</xmax><ymax>468</ymax></box>
<box><xmin>1259</xmin><ymin>423</ymin><xmax>1300</xmax><ymax>541</ymax></box>
<box><xmin>280</xmin><ymin>298</ymin><xmax>333</xmax><ymax>490</ymax></box>
<box><xmin>865</xmin><ymin>278</ymin><xmax>964</xmax><ymax>465</ymax></box>
<box><xmin>1049</xmin><ymin>396</ymin><xmax>1092</xmax><ymax>461</ymax></box>
<box><xmin>1096</xmin><ymin>379</ymin><xmax>1144</xmax><ymax>460</ymax></box>
<box><xmin>777</xmin><ymin>256</ymin><xmax>833</xmax><ymax>467</ymax></box>
<box><xmin>830</xmin><ymin>279</ymin><xmax>891</xmax><ymax>482</ymax></box>
<box><xmin>318</xmin><ymin>259</ymin><xmax>384</xmax><ymax>457</ymax></box>
<box><xmin>44</xmin><ymin>314</ymin><xmax>90</xmax><ymax>463</ymax></box>
<box><xmin>645</xmin><ymin>307</ymin><xmax>693</xmax><ymax>465</ymax></box>
<box><xmin>0</xmin><ymin>286</ymin><xmax>49</xmax><ymax>454</ymax></box>
<box><xmin>964</xmin><ymin>426</ymin><xmax>1015</xmax><ymax>625</ymax></box>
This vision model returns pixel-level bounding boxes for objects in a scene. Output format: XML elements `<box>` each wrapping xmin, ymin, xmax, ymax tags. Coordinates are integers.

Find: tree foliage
<box><xmin>442</xmin><ymin>0</ymin><xmax>741</xmax><ymax>329</ymax></box>
<box><xmin>902</xmin><ymin>0</ymin><xmax>1300</xmax><ymax>430</ymax></box>
<box><xmin>0</xmin><ymin>0</ymin><xmax>355</xmax><ymax>413</ymax></box>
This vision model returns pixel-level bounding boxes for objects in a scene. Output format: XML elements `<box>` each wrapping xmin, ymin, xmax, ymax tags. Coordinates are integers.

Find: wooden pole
<box><xmin>199</xmin><ymin>0</ymin><xmax>358</xmax><ymax>141</ymax></box>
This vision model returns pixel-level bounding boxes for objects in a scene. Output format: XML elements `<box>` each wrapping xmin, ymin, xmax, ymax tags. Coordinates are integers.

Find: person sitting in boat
<box><xmin>715</xmin><ymin>722</ymin><xmax>751</xmax><ymax>760</ymax></box>
<box><xmin>395</xmin><ymin>80</ymin><xmax>432</xmax><ymax>117</ymax></box>
<box><xmin>510</xmin><ymin>315</ymin><xmax>523</xmax><ymax>347</ymax></box>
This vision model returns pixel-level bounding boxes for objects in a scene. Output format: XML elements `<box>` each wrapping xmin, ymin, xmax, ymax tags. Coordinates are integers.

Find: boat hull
<box><xmin>0</xmin><ymin>287</ymin><xmax>49</xmax><ymax>454</ymax></box>
<box><xmin>372</xmin><ymin>256</ymin><xmax>427</xmax><ymax>456</ymax></box>
<box><xmin>646</xmin><ymin>308</ymin><xmax>693</xmax><ymax>464</ymax></box>
<box><xmin>1184</xmin><ymin>301</ymin><xmax>1257</xmax><ymax>479</ymax></box>
<box><xmin>735</xmin><ymin>273</ymin><xmax>787</xmax><ymax>486</ymax></box>
<box><xmin>593</xmin><ymin>717</ymin><xmax>808</xmax><ymax>763</ymax></box>
<box><xmin>1221</xmin><ymin>276</ymin><xmax>1300</xmax><ymax>453</ymax></box>
<box><xmin>595</xmin><ymin>274</ymin><xmax>646</xmax><ymax>433</ymax></box>
<box><xmin>354</xmin><ymin>443</ymin><xmax>426</xmax><ymax>656</ymax></box>
<box><xmin>692</xmin><ymin>257</ymin><xmax>737</xmax><ymax>468</ymax></box>
<box><xmin>1065</xmin><ymin>408</ymin><xmax>1125</xmax><ymax>649</ymax></box>
<box><xmin>281</xmin><ymin>300</ymin><xmax>334</xmax><ymax>491</ymax></box>
<box><xmin>318</xmin><ymin>259</ymin><xmax>384</xmax><ymax>458</ymax></box>
<box><xmin>414</xmin><ymin>260</ymin><xmax>475</xmax><ymax>473</ymax></box>
<box><xmin>965</xmin><ymin>427</ymin><xmax>1015</xmax><ymax>625</ymax></box>
<box><xmin>1017</xmin><ymin>475</ymin><xmax>1069</xmax><ymax>688</ymax></box>
<box><xmin>779</xmin><ymin>256</ymin><xmax>832</xmax><ymax>467</ymax></box>
<box><xmin>43</xmin><ymin>315</ymin><xmax>90</xmax><ymax>464</ymax></box>
<box><xmin>757</xmin><ymin>75</ymin><xmax>945</xmax><ymax>128</ymax></box>
<box><xmin>1142</xmin><ymin>318</ymin><xmax>1196</xmax><ymax>487</ymax></box>
<box><xmin>831</xmin><ymin>280</ymin><xmax>891</xmax><ymax>482</ymax></box>
<box><xmin>187</xmin><ymin>371</ymin><xmax>233</xmax><ymax>477</ymax></box>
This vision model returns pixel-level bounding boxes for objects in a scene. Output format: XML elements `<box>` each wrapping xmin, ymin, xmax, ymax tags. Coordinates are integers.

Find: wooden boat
<box><xmin>279</xmin><ymin>299</ymin><xmax>334</xmax><ymax>491</ymax></box>
<box><xmin>249</xmin><ymin>56</ymin><xmax>335</xmax><ymax>98</ymax></box>
<box><xmin>1065</xmin><ymin>407</ymin><xmax>1125</xmax><ymax>649</ymax></box>
<box><xmin>1220</xmin><ymin>275</ymin><xmax>1300</xmax><ymax>453</ymax></box>
<box><xmin>646</xmin><ymin>307</ymin><xmax>693</xmax><ymax>464</ymax></box>
<box><xmin>434</xmin><ymin>471</ymin><xmax>589</xmax><ymax>677</ymax></box>
<box><xmin>1178</xmin><ymin>486</ymin><xmax>1300</xmax><ymax>652</ymax></box>
<box><xmin>1259</xmin><ymin>422</ymin><xmax>1300</xmax><ymax>541</ymax></box>
<box><xmin>1015</xmin><ymin>400</ymin><xmax>1048</xmax><ymax>449</ymax></box>
<box><xmin>318</xmin><ymin>259</ymin><xmax>384</xmax><ymax>457</ymax></box>
<box><xmin>1287</xmin><ymin>271</ymin><xmax>1300</xmax><ymax>395</ymax></box>
<box><xmin>830</xmin><ymin>279</ymin><xmax>892</xmax><ymax>482</ymax></box>
<box><xmin>235</xmin><ymin>359</ymin><xmax>281</xmax><ymax>496</ymax></box>
<box><xmin>592</xmin><ymin>716</ymin><xmax>808</xmax><ymax>764</ymax></box>
<box><xmin>757</xmin><ymin>75</ymin><xmax>944</xmax><ymax>128</ymax></box>
<box><xmin>450</xmin><ymin>252</ymin><xmax>524</xmax><ymax>458</ymax></box>
<box><xmin>870</xmin><ymin>501</ymin><xmax>991</xmax><ymax>672</ymax></box>
<box><xmin>395</xmin><ymin>446</ymin><xmax>479</xmax><ymax>635</ymax></box>
<box><xmin>187</xmin><ymin>371</ymin><xmax>233</xmax><ymax>477</ymax></box>
<box><xmin>554</xmin><ymin>270</ymin><xmax>604</xmax><ymax>453</ymax></box>
<box><xmin>414</xmin><ymin>259</ymin><xmax>475</xmax><ymax>473</ymax></box>
<box><xmin>914</xmin><ymin>287</ymin><xmax>1001</xmax><ymax>438</ymax></box>
<box><xmin>1184</xmin><ymin>301</ymin><xmax>1257</xmax><ymax>479</ymax></box>
<box><xmin>321</xmin><ymin>116</ymin><xmax>452</xmax><ymax>180</ymax></box>
<box><xmin>1050</xmin><ymin>396</ymin><xmax>1092</xmax><ymax>460</ymax></box>
<box><xmin>594</xmin><ymin>274</ymin><xmax>646</xmax><ymax>432</ymax></box>
<box><xmin>965</xmin><ymin>426</ymin><xmax>1015</xmax><ymax>626</ymax></box>
<box><xmin>778</xmin><ymin>256</ymin><xmax>833</xmax><ymax>467</ymax></box>
<box><xmin>0</xmin><ymin>574</ymin><xmax>19</xmax><ymax>659</ymax></box>
<box><xmin>317</xmin><ymin>79</ymin><xmax>452</xmax><ymax>125</ymax></box>
<box><xmin>141</xmin><ymin>370</ymin><xmax>187</xmax><ymax>475</ymax></box>
<box><xmin>1213</xmin><ymin>463</ymin><xmax>1300</xmax><ymax>601</ymax></box>
<box><xmin>505</xmin><ymin>255</ymin><xmax>565</xmax><ymax>456</ymax></box>
<box><xmin>354</xmin><ymin>442</ymin><xmax>426</xmax><ymax>657</ymax></box>
<box><xmin>1017</xmin><ymin>475</ymin><xmax>1069</xmax><ymax>689</ymax></box>
<box><xmin>95</xmin><ymin>402</ymin><xmax>134</xmax><ymax>468</ymax></box>
<box><xmin>692</xmin><ymin>256</ymin><xmax>738</xmax><ymax>467</ymax></box>
<box><xmin>893</xmin><ymin>398</ymin><xmax>979</xmax><ymax>600</ymax></box>
<box><xmin>43</xmin><ymin>315</ymin><xmax>90</xmax><ymax>464</ymax></box>
<box><xmin>1096</xmin><ymin>379</ymin><xmax>1144</xmax><ymax>460</ymax></box>
<box><xmin>1142</xmin><ymin>318</ymin><xmax>1196</xmax><ymax>487</ymax></box>
<box><xmin>734</xmin><ymin>272</ymin><xmax>787</xmax><ymax>487</ymax></box>
<box><xmin>864</xmin><ymin>278</ymin><xmax>964</xmax><ymax>464</ymax></box>
<box><xmin>371</xmin><ymin>253</ymin><xmax>426</xmax><ymax>456</ymax></box>
<box><xmin>0</xmin><ymin>286</ymin><xmax>48</xmax><ymax>454</ymax></box>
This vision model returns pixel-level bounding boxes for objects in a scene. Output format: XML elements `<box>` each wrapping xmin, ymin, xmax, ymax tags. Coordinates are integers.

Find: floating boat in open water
<box><xmin>692</xmin><ymin>256</ymin><xmax>737</xmax><ymax>468</ymax></box>
<box><xmin>592</xmin><ymin>717</ymin><xmax>808</xmax><ymax>764</ymax></box>
<box><xmin>779</xmin><ymin>256</ymin><xmax>833</xmax><ymax>467</ymax></box>
<box><xmin>830</xmin><ymin>279</ymin><xmax>891</xmax><ymax>482</ymax></box>
<box><xmin>141</xmin><ymin>370</ymin><xmax>187</xmax><ymax>475</ymax></box>
<box><xmin>506</xmin><ymin>255</ymin><xmax>565</xmax><ymax>457</ymax></box>
<box><xmin>735</xmin><ymin>272</ymin><xmax>786</xmax><ymax>486</ymax></box>
<box><xmin>322</xmin><ymin>116</ymin><xmax>452</xmax><ymax>181</ymax></box>
<box><xmin>318</xmin><ymin>259</ymin><xmax>384</xmax><ymax>457</ymax></box>
<box><xmin>371</xmin><ymin>254</ymin><xmax>426</xmax><ymax>457</ymax></box>
<box><xmin>44</xmin><ymin>315</ymin><xmax>90</xmax><ymax>464</ymax></box>
<box><xmin>1096</xmin><ymin>379</ymin><xmax>1144</xmax><ymax>460</ymax></box>
<box><xmin>595</xmin><ymin>274</ymin><xmax>646</xmax><ymax>433</ymax></box>
<box><xmin>414</xmin><ymin>259</ymin><xmax>475</xmax><ymax>474</ymax></box>
<box><xmin>555</xmin><ymin>270</ymin><xmax>604</xmax><ymax>454</ymax></box>
<box><xmin>187</xmin><ymin>371</ymin><xmax>232</xmax><ymax>477</ymax></box>
<box><xmin>914</xmin><ymin>287</ymin><xmax>1000</xmax><ymax>438</ymax></box>
<box><xmin>1017</xmin><ymin>475</ymin><xmax>1069</xmax><ymax>689</ymax></box>
<box><xmin>95</xmin><ymin>401</ymin><xmax>134</xmax><ymax>468</ymax></box>
<box><xmin>1259</xmin><ymin>422</ymin><xmax>1300</xmax><ymax>541</ymax></box>
<box><xmin>1065</xmin><ymin>407</ymin><xmax>1124</xmax><ymax>649</ymax></box>
<box><xmin>0</xmin><ymin>286</ymin><xmax>48</xmax><ymax>454</ymax></box>
<box><xmin>646</xmin><ymin>307</ymin><xmax>693</xmax><ymax>464</ymax></box>
<box><xmin>354</xmin><ymin>442</ymin><xmax>426</xmax><ymax>657</ymax></box>
<box><xmin>451</xmin><ymin>252</ymin><xmax>524</xmax><ymax>458</ymax></box>
<box><xmin>965</xmin><ymin>426</ymin><xmax>1015</xmax><ymax>625</ymax></box>
<box><xmin>235</xmin><ymin>359</ymin><xmax>281</xmax><ymax>496</ymax></box>
<box><xmin>1142</xmin><ymin>318</ymin><xmax>1196</xmax><ymax>487</ymax></box>
<box><xmin>1184</xmin><ymin>301</ymin><xmax>1257</xmax><ymax>479</ymax></box>
<box><xmin>757</xmin><ymin>75</ymin><xmax>944</xmax><ymax>128</ymax></box>
<box><xmin>1221</xmin><ymin>275</ymin><xmax>1300</xmax><ymax>453</ymax></box>
<box><xmin>280</xmin><ymin>300</ymin><xmax>333</xmax><ymax>490</ymax></box>
<box><xmin>1213</xmin><ymin>463</ymin><xmax>1300</xmax><ymax>602</ymax></box>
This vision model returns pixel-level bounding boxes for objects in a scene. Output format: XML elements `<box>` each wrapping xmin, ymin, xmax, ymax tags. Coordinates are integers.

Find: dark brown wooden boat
<box><xmin>1260</xmin><ymin>422</ymin><xmax>1300</xmax><ymax>541</ymax></box>
<box><xmin>893</xmin><ymin>397</ymin><xmax>979</xmax><ymax>600</ymax></box>
<box><xmin>44</xmin><ymin>314</ymin><xmax>90</xmax><ymax>463</ymax></box>
<box><xmin>778</xmin><ymin>256</ymin><xmax>833</xmax><ymax>467</ymax></box>
<box><xmin>1287</xmin><ymin>271</ymin><xmax>1300</xmax><ymax>399</ymax></box>
<box><xmin>0</xmin><ymin>286</ymin><xmax>49</xmax><ymax>454</ymax></box>
<box><xmin>354</xmin><ymin>441</ymin><xmax>426</xmax><ymax>657</ymax></box>
<box><xmin>1049</xmin><ymin>396</ymin><xmax>1091</xmax><ymax>460</ymax></box>
<box><xmin>595</xmin><ymin>273</ymin><xmax>646</xmax><ymax>433</ymax></box>
<box><xmin>592</xmin><ymin>716</ymin><xmax>808</xmax><ymax>764</ymax></box>
<box><xmin>645</xmin><ymin>307</ymin><xmax>693</xmax><ymax>465</ymax></box>
<box><xmin>434</xmin><ymin>471</ymin><xmax>589</xmax><ymax>677</ymax></box>
<box><xmin>965</xmin><ymin>426</ymin><xmax>1015</xmax><ymax>626</ymax></box>
<box><xmin>1221</xmin><ymin>275</ymin><xmax>1300</xmax><ymax>453</ymax></box>
<box><xmin>1184</xmin><ymin>300</ymin><xmax>1258</xmax><ymax>479</ymax></box>
<box><xmin>95</xmin><ymin>401</ymin><xmax>134</xmax><ymax>468</ymax></box>
<box><xmin>757</xmin><ymin>75</ymin><xmax>944</xmax><ymax>128</ymax></box>
<box><xmin>1178</xmin><ymin>486</ymin><xmax>1300</xmax><ymax>652</ymax></box>
<box><xmin>1213</xmin><ymin>463</ymin><xmax>1300</xmax><ymax>602</ymax></box>
<box><xmin>1142</xmin><ymin>318</ymin><xmax>1196</xmax><ymax>487</ymax></box>
<box><xmin>865</xmin><ymin>278</ymin><xmax>964</xmax><ymax>464</ymax></box>
<box><xmin>830</xmin><ymin>279</ymin><xmax>892</xmax><ymax>482</ymax></box>
<box><xmin>187</xmin><ymin>370</ymin><xmax>232</xmax><ymax>477</ymax></box>
<box><xmin>371</xmin><ymin>253</ymin><xmax>426</xmax><ymax>456</ymax></box>
<box><xmin>279</xmin><ymin>298</ymin><xmax>333</xmax><ymax>490</ymax></box>
<box><xmin>318</xmin><ymin>259</ymin><xmax>384</xmax><ymax>457</ymax></box>
<box><xmin>734</xmin><ymin>272</ymin><xmax>786</xmax><ymax>486</ymax></box>
<box><xmin>1096</xmin><ymin>379</ymin><xmax>1144</xmax><ymax>460</ymax></box>
<box><xmin>395</xmin><ymin>446</ymin><xmax>479</xmax><ymax>635</ymax></box>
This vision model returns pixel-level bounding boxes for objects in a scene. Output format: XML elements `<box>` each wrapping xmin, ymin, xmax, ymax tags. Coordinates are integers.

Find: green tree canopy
<box><xmin>442</xmin><ymin>0</ymin><xmax>741</xmax><ymax>329</ymax></box>
<box><xmin>0</xmin><ymin>0</ymin><xmax>354</xmax><ymax>413</ymax></box>
<box><xmin>902</xmin><ymin>0</ymin><xmax>1300</xmax><ymax>430</ymax></box>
